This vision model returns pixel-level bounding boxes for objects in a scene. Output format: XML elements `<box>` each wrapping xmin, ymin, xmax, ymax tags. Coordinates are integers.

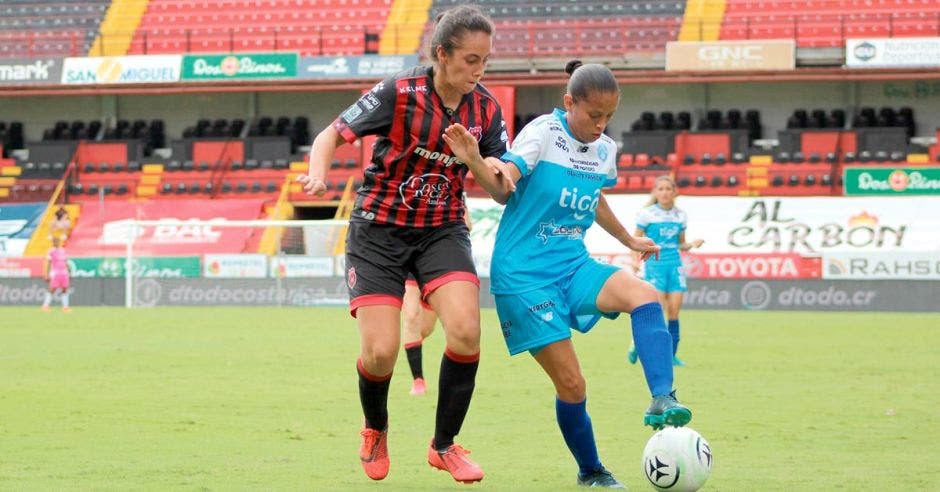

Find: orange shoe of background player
<box><xmin>409</xmin><ymin>377</ymin><xmax>427</xmax><ymax>396</ymax></box>
<box><xmin>428</xmin><ymin>440</ymin><xmax>484</xmax><ymax>483</ymax></box>
<box><xmin>359</xmin><ymin>427</ymin><xmax>389</xmax><ymax>480</ymax></box>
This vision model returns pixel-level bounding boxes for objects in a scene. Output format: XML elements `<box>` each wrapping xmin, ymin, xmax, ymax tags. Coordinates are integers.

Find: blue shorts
<box><xmin>643</xmin><ymin>262</ymin><xmax>687</xmax><ymax>293</ymax></box>
<box><xmin>494</xmin><ymin>259</ymin><xmax>620</xmax><ymax>356</ymax></box>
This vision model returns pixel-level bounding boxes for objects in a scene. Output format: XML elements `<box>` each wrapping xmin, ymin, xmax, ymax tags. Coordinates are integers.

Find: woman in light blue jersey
<box><xmin>628</xmin><ymin>175</ymin><xmax>704</xmax><ymax>367</ymax></box>
<box><xmin>442</xmin><ymin>60</ymin><xmax>691</xmax><ymax>489</ymax></box>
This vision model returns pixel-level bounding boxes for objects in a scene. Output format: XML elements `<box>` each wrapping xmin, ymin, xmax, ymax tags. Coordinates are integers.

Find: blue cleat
<box><xmin>672</xmin><ymin>356</ymin><xmax>686</xmax><ymax>367</ymax></box>
<box><xmin>627</xmin><ymin>345</ymin><xmax>638</xmax><ymax>364</ymax></box>
<box><xmin>644</xmin><ymin>390</ymin><xmax>692</xmax><ymax>430</ymax></box>
<box><xmin>577</xmin><ymin>465</ymin><xmax>625</xmax><ymax>488</ymax></box>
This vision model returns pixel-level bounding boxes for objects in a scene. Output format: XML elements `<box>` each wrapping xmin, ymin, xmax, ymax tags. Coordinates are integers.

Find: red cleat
<box><xmin>428</xmin><ymin>441</ymin><xmax>484</xmax><ymax>483</ymax></box>
<box><xmin>359</xmin><ymin>427</ymin><xmax>389</xmax><ymax>480</ymax></box>
<box><xmin>409</xmin><ymin>377</ymin><xmax>427</xmax><ymax>396</ymax></box>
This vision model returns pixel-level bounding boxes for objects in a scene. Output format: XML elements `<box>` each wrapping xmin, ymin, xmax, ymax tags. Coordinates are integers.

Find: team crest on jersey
<box><xmin>597</xmin><ymin>145</ymin><xmax>608</xmax><ymax>162</ymax></box>
<box><xmin>346</xmin><ymin>267</ymin><xmax>357</xmax><ymax>289</ymax></box>
<box><xmin>536</xmin><ymin>219</ymin><xmax>583</xmax><ymax>244</ymax></box>
<box><xmin>467</xmin><ymin>126</ymin><xmax>483</xmax><ymax>141</ymax></box>
<box><xmin>399</xmin><ymin>173</ymin><xmax>451</xmax><ymax>209</ymax></box>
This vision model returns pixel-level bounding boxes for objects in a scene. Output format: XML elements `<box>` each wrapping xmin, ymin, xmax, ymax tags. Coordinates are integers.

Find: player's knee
<box><xmin>361</xmin><ymin>344</ymin><xmax>398</xmax><ymax>373</ymax></box>
<box><xmin>555</xmin><ymin>372</ymin><xmax>586</xmax><ymax>402</ymax></box>
<box><xmin>442</xmin><ymin>319</ymin><xmax>480</xmax><ymax>350</ymax></box>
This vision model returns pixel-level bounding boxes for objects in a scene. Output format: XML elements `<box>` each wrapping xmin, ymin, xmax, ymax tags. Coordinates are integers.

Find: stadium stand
<box><xmin>126</xmin><ymin>0</ymin><xmax>395</xmax><ymax>56</ymax></box>
<box><xmin>0</xmin><ymin>1</ymin><xmax>109</xmax><ymax>58</ymax></box>
<box><xmin>719</xmin><ymin>0</ymin><xmax>940</xmax><ymax>47</ymax></box>
<box><xmin>430</xmin><ymin>0</ymin><xmax>686</xmax><ymax>57</ymax></box>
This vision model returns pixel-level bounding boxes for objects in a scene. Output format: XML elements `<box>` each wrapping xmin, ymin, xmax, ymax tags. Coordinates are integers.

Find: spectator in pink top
<box><xmin>42</xmin><ymin>237</ymin><xmax>71</xmax><ymax>313</ymax></box>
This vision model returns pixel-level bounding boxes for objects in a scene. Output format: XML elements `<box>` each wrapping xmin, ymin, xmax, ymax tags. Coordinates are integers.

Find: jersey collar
<box><xmin>552</xmin><ymin>108</ymin><xmax>585</xmax><ymax>144</ymax></box>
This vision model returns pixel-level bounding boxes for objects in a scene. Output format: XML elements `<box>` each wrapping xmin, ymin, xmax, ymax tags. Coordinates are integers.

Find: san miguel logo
<box><xmin>728</xmin><ymin>200</ymin><xmax>906</xmax><ymax>253</ymax></box>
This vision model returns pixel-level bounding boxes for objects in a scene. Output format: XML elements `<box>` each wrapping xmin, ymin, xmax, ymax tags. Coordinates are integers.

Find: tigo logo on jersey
<box><xmin>558</xmin><ymin>187</ymin><xmax>600</xmax><ymax>220</ymax></box>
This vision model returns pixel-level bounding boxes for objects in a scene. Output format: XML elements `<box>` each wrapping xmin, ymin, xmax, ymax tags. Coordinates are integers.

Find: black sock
<box><xmin>404</xmin><ymin>340</ymin><xmax>423</xmax><ymax>380</ymax></box>
<box><xmin>357</xmin><ymin>358</ymin><xmax>391</xmax><ymax>431</ymax></box>
<box><xmin>434</xmin><ymin>348</ymin><xmax>479</xmax><ymax>450</ymax></box>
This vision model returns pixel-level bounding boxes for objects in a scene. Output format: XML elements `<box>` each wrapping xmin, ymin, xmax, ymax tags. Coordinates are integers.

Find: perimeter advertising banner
<box><xmin>665</xmin><ymin>40</ymin><xmax>795</xmax><ymax>71</ymax></box>
<box><xmin>298</xmin><ymin>54</ymin><xmax>418</xmax><ymax>79</ymax></box>
<box><xmin>0</xmin><ymin>58</ymin><xmax>62</xmax><ymax>85</ymax></box>
<box><xmin>61</xmin><ymin>55</ymin><xmax>181</xmax><ymax>84</ymax></box>
<box><xmin>204</xmin><ymin>254</ymin><xmax>268</xmax><ymax>278</ymax></box>
<box><xmin>469</xmin><ymin>196</ymin><xmax>940</xmax><ymax>263</ymax></box>
<box><xmin>846</xmin><ymin>38</ymin><xmax>940</xmax><ymax>68</ymax></box>
<box><xmin>66</xmin><ymin>198</ymin><xmax>265</xmax><ymax>256</ymax></box>
<box><xmin>822</xmin><ymin>252</ymin><xmax>940</xmax><ymax>280</ymax></box>
<box><xmin>583</xmin><ymin>195</ymin><xmax>940</xmax><ymax>255</ymax></box>
<box><xmin>69</xmin><ymin>256</ymin><xmax>200</xmax><ymax>278</ymax></box>
<box><xmin>0</xmin><ymin>257</ymin><xmax>44</xmax><ymax>277</ymax></box>
<box><xmin>844</xmin><ymin>167</ymin><xmax>940</xmax><ymax>195</ymax></box>
<box><xmin>0</xmin><ymin>202</ymin><xmax>46</xmax><ymax>257</ymax></box>
<box><xmin>181</xmin><ymin>53</ymin><xmax>297</xmax><ymax>81</ymax></box>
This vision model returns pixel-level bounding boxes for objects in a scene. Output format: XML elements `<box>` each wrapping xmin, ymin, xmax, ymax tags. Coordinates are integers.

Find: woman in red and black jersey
<box><xmin>298</xmin><ymin>5</ymin><xmax>513</xmax><ymax>484</ymax></box>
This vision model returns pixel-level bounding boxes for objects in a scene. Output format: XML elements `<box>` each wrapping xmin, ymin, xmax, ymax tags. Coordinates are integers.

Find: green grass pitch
<box><xmin>1</xmin><ymin>307</ymin><xmax>938</xmax><ymax>491</ymax></box>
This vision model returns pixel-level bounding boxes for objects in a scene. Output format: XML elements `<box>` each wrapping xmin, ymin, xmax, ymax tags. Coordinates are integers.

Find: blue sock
<box><xmin>555</xmin><ymin>397</ymin><xmax>601</xmax><ymax>475</ymax></box>
<box><xmin>668</xmin><ymin>319</ymin><xmax>680</xmax><ymax>356</ymax></box>
<box><xmin>631</xmin><ymin>302</ymin><xmax>674</xmax><ymax>397</ymax></box>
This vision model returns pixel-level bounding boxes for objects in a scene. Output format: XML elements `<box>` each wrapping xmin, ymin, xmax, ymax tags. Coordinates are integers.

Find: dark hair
<box><xmin>429</xmin><ymin>5</ymin><xmax>493</xmax><ymax>63</ymax></box>
<box><xmin>564</xmin><ymin>59</ymin><xmax>619</xmax><ymax>102</ymax></box>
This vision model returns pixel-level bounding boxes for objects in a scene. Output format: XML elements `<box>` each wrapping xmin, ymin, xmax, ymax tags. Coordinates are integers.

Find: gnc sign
<box><xmin>666</xmin><ymin>40</ymin><xmax>795</xmax><ymax>71</ymax></box>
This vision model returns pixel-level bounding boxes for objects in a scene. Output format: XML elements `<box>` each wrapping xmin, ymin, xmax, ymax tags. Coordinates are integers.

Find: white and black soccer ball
<box><xmin>642</xmin><ymin>426</ymin><xmax>713</xmax><ymax>491</ymax></box>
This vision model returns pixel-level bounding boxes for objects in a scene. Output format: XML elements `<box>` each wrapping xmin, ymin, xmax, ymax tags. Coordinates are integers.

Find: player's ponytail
<box><xmin>564</xmin><ymin>60</ymin><xmax>583</xmax><ymax>76</ymax></box>
<box><xmin>565</xmin><ymin>60</ymin><xmax>618</xmax><ymax>102</ymax></box>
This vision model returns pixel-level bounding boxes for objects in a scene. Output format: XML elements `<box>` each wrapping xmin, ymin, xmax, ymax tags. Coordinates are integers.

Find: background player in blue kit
<box><xmin>628</xmin><ymin>175</ymin><xmax>704</xmax><ymax>367</ymax></box>
<box><xmin>443</xmin><ymin>60</ymin><xmax>691</xmax><ymax>488</ymax></box>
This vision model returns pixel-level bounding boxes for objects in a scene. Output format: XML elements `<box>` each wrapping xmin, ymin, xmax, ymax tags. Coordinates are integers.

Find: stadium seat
<box><xmin>161</xmin><ymin>183</ymin><xmax>172</xmax><ymax>194</ymax></box>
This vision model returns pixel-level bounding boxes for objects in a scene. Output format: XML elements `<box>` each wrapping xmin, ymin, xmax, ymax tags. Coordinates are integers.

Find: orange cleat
<box><xmin>428</xmin><ymin>440</ymin><xmax>484</xmax><ymax>483</ymax></box>
<box><xmin>359</xmin><ymin>427</ymin><xmax>389</xmax><ymax>480</ymax></box>
<box><xmin>409</xmin><ymin>377</ymin><xmax>427</xmax><ymax>396</ymax></box>
<box><xmin>62</xmin><ymin>307</ymin><xmax>72</xmax><ymax>313</ymax></box>
<box><xmin>41</xmin><ymin>306</ymin><xmax>51</xmax><ymax>313</ymax></box>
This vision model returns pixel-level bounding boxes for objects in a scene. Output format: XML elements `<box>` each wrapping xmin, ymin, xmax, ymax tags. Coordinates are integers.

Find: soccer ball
<box><xmin>642</xmin><ymin>426</ymin><xmax>713</xmax><ymax>491</ymax></box>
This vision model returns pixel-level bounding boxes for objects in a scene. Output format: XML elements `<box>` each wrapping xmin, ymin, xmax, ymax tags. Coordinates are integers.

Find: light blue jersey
<box><xmin>636</xmin><ymin>204</ymin><xmax>687</xmax><ymax>266</ymax></box>
<box><xmin>636</xmin><ymin>204</ymin><xmax>688</xmax><ymax>293</ymax></box>
<box><xmin>491</xmin><ymin>108</ymin><xmax>618</xmax><ymax>295</ymax></box>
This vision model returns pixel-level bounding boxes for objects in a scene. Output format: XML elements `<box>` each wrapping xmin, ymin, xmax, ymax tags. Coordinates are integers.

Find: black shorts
<box><xmin>344</xmin><ymin>220</ymin><xmax>478</xmax><ymax>316</ymax></box>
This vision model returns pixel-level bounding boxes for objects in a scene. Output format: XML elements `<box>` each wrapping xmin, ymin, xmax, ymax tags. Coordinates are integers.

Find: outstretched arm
<box><xmin>297</xmin><ymin>125</ymin><xmax>346</xmax><ymax>196</ymax></box>
<box><xmin>678</xmin><ymin>231</ymin><xmax>704</xmax><ymax>251</ymax></box>
<box><xmin>595</xmin><ymin>194</ymin><xmax>660</xmax><ymax>262</ymax></box>
<box><xmin>442</xmin><ymin>123</ymin><xmax>518</xmax><ymax>204</ymax></box>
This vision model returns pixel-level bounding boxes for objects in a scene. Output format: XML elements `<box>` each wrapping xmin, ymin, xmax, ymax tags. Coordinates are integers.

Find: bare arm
<box><xmin>297</xmin><ymin>125</ymin><xmax>347</xmax><ymax>196</ymax></box>
<box><xmin>595</xmin><ymin>194</ymin><xmax>660</xmax><ymax>262</ymax></box>
<box><xmin>677</xmin><ymin>231</ymin><xmax>705</xmax><ymax>251</ymax></box>
<box><xmin>442</xmin><ymin>123</ymin><xmax>517</xmax><ymax>204</ymax></box>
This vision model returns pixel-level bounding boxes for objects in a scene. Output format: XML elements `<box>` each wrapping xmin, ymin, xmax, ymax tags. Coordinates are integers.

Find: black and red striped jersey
<box><xmin>332</xmin><ymin>65</ymin><xmax>508</xmax><ymax>227</ymax></box>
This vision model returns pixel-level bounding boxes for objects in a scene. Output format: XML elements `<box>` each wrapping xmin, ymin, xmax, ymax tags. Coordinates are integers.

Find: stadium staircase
<box><xmin>678</xmin><ymin>0</ymin><xmax>725</xmax><ymax>41</ymax></box>
<box><xmin>88</xmin><ymin>0</ymin><xmax>149</xmax><ymax>56</ymax></box>
<box><xmin>380</xmin><ymin>0</ymin><xmax>432</xmax><ymax>55</ymax></box>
